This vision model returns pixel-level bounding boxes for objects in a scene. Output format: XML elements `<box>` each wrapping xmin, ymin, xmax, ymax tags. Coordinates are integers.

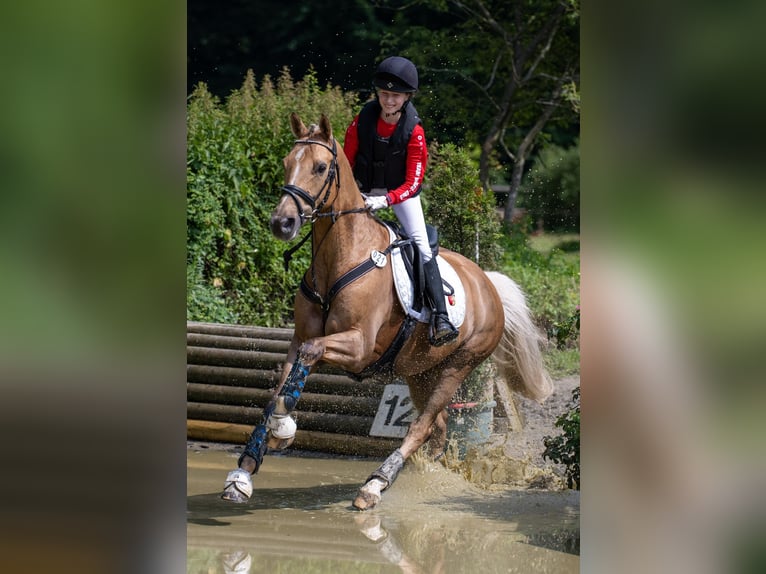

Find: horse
<box><xmin>221</xmin><ymin>113</ymin><xmax>553</xmax><ymax>510</ymax></box>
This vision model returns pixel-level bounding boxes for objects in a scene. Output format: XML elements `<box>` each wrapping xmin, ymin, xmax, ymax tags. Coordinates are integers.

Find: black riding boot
<box><xmin>423</xmin><ymin>258</ymin><xmax>459</xmax><ymax>346</ymax></box>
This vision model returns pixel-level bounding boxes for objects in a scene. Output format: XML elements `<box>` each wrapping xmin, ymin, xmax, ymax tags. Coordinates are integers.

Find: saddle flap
<box><xmin>390</xmin><ymin>252</ymin><xmax>466</xmax><ymax>328</ymax></box>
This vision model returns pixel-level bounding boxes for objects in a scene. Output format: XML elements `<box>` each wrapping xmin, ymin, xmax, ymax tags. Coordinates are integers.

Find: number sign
<box><xmin>369</xmin><ymin>384</ymin><xmax>417</xmax><ymax>438</ymax></box>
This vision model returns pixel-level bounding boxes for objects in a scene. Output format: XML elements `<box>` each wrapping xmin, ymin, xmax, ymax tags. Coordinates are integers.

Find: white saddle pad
<box><xmin>385</xmin><ymin>228</ymin><xmax>466</xmax><ymax>326</ymax></box>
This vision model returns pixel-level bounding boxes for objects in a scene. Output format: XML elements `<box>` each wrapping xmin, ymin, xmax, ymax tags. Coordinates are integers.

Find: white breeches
<box><xmin>392</xmin><ymin>196</ymin><xmax>432</xmax><ymax>263</ymax></box>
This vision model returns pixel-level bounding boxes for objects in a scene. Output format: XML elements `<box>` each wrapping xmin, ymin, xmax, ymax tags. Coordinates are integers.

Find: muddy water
<box><xmin>187</xmin><ymin>446</ymin><xmax>579</xmax><ymax>573</ymax></box>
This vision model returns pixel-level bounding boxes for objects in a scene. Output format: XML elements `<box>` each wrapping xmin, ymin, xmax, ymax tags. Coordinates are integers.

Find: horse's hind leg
<box><xmin>353</xmin><ymin>362</ymin><xmax>473</xmax><ymax>510</ymax></box>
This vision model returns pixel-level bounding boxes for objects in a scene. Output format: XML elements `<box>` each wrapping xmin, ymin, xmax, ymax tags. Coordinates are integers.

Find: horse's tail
<box><xmin>485</xmin><ymin>271</ymin><xmax>553</xmax><ymax>403</ymax></box>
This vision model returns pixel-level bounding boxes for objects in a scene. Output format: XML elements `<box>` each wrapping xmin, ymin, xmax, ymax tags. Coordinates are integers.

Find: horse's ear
<box><xmin>290</xmin><ymin>113</ymin><xmax>308</xmax><ymax>138</ymax></box>
<box><xmin>319</xmin><ymin>114</ymin><xmax>333</xmax><ymax>140</ymax></box>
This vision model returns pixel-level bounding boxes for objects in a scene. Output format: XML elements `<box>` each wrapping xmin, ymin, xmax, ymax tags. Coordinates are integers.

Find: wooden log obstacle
<box><xmin>187</xmin><ymin>321</ymin><xmax>402</xmax><ymax>457</ymax></box>
<box><xmin>187</xmin><ymin>321</ymin><xmax>521</xmax><ymax>457</ymax></box>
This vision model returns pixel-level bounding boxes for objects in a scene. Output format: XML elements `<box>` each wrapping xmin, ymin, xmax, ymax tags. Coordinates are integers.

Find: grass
<box><xmin>544</xmin><ymin>348</ymin><xmax>581</xmax><ymax>379</ymax></box>
<box><xmin>528</xmin><ymin>232</ymin><xmax>580</xmax><ymax>259</ymax></box>
<box><xmin>500</xmin><ymin>229</ymin><xmax>581</xmax><ymax>381</ymax></box>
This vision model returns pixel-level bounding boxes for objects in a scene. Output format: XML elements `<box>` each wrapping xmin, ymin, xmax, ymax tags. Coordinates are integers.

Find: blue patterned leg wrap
<box><xmin>279</xmin><ymin>361</ymin><xmax>309</xmax><ymax>412</ymax></box>
<box><xmin>239</xmin><ymin>359</ymin><xmax>309</xmax><ymax>473</ymax></box>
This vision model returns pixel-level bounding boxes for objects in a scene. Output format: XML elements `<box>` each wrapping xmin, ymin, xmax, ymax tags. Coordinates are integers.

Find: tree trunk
<box><xmin>502</xmin><ymin>84</ymin><xmax>564</xmax><ymax>224</ymax></box>
<box><xmin>503</xmin><ymin>157</ymin><xmax>526</xmax><ymax>225</ymax></box>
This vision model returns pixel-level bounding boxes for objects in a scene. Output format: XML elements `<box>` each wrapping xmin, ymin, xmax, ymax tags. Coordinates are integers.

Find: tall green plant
<box><xmin>187</xmin><ymin>69</ymin><xmax>358</xmax><ymax>325</ymax></box>
<box><xmin>498</xmin><ymin>231</ymin><xmax>580</xmax><ymax>335</ymax></box>
<box><xmin>543</xmin><ymin>387</ymin><xmax>580</xmax><ymax>489</ymax></box>
<box><xmin>425</xmin><ymin>142</ymin><xmax>502</xmax><ymax>269</ymax></box>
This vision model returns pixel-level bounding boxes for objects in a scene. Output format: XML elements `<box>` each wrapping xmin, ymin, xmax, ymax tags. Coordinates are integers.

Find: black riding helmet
<box><xmin>373</xmin><ymin>56</ymin><xmax>418</xmax><ymax>93</ymax></box>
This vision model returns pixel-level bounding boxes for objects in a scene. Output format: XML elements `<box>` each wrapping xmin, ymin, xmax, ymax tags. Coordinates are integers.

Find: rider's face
<box><xmin>377</xmin><ymin>89</ymin><xmax>409</xmax><ymax>115</ymax></box>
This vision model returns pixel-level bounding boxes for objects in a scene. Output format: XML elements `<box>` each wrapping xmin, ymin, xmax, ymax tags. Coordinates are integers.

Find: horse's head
<box><xmin>270</xmin><ymin>113</ymin><xmax>338</xmax><ymax>241</ymax></box>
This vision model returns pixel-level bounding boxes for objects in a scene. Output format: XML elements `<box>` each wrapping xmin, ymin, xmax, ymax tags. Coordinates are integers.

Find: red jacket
<box><xmin>343</xmin><ymin>114</ymin><xmax>428</xmax><ymax>206</ymax></box>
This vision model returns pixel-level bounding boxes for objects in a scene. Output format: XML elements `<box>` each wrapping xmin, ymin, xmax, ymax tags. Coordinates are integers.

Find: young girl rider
<box><xmin>343</xmin><ymin>56</ymin><xmax>458</xmax><ymax>346</ymax></box>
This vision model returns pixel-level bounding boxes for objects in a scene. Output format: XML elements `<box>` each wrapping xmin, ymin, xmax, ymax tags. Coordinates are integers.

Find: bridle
<box><xmin>280</xmin><ymin>138</ymin><xmax>340</xmax><ymax>225</ymax></box>
<box><xmin>279</xmin><ymin>136</ymin><xmax>367</xmax><ymax>271</ymax></box>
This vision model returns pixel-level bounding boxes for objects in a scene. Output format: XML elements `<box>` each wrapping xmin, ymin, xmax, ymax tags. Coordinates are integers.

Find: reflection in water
<box><xmin>198</xmin><ymin>507</ymin><xmax>579</xmax><ymax>574</ymax></box>
<box><xmin>188</xmin><ymin>449</ymin><xmax>579</xmax><ymax>573</ymax></box>
<box><xmin>221</xmin><ymin>550</ymin><xmax>251</xmax><ymax>574</ymax></box>
<box><xmin>354</xmin><ymin>514</ymin><xmax>441</xmax><ymax>574</ymax></box>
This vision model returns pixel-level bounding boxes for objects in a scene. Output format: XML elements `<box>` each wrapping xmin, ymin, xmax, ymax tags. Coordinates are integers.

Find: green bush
<box><xmin>498</xmin><ymin>231</ymin><xmax>580</xmax><ymax>337</ymax></box>
<box><xmin>543</xmin><ymin>387</ymin><xmax>580</xmax><ymax>489</ymax></box>
<box><xmin>424</xmin><ymin>142</ymin><xmax>503</xmax><ymax>269</ymax></box>
<box><xmin>186</xmin><ymin>69</ymin><xmax>358</xmax><ymax>326</ymax></box>
<box><xmin>550</xmin><ymin>305</ymin><xmax>580</xmax><ymax>350</ymax></box>
<box><xmin>520</xmin><ymin>141</ymin><xmax>580</xmax><ymax>232</ymax></box>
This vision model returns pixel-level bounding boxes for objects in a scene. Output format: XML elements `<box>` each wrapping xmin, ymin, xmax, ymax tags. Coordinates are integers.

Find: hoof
<box><xmin>352</xmin><ymin>477</ymin><xmax>386</xmax><ymax>511</ymax></box>
<box><xmin>221</xmin><ymin>468</ymin><xmax>252</xmax><ymax>503</ymax></box>
<box><xmin>352</xmin><ymin>490</ymin><xmax>380</xmax><ymax>511</ymax></box>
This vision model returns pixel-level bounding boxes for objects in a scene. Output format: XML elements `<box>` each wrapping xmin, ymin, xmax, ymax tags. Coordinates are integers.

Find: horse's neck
<box><xmin>310</xmin><ymin>144</ymin><xmax>388</xmax><ymax>271</ymax></box>
<box><xmin>312</xmin><ymin>211</ymin><xmax>387</xmax><ymax>285</ymax></box>
<box><xmin>313</xmin><ymin>210</ymin><xmax>385</xmax><ymax>258</ymax></box>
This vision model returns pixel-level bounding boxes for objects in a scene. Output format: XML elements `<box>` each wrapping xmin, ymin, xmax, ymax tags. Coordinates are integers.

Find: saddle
<box><xmin>298</xmin><ymin>218</ymin><xmax>464</xmax><ymax>381</ymax></box>
<box><xmin>380</xmin><ymin>220</ymin><xmax>453</xmax><ymax>314</ymax></box>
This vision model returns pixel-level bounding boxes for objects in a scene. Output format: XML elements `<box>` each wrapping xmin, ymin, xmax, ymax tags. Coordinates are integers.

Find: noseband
<box><xmin>280</xmin><ymin>138</ymin><xmax>339</xmax><ymax>224</ymax></box>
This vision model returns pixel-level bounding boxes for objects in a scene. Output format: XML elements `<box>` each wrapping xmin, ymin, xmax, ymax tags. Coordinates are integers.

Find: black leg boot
<box><xmin>423</xmin><ymin>258</ymin><xmax>459</xmax><ymax>346</ymax></box>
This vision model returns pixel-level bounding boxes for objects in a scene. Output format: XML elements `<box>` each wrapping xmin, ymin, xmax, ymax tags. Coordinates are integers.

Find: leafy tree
<box><xmin>377</xmin><ymin>0</ymin><xmax>580</xmax><ymax>223</ymax></box>
<box><xmin>520</xmin><ymin>140</ymin><xmax>580</xmax><ymax>232</ymax></box>
<box><xmin>188</xmin><ymin>0</ymin><xmax>386</xmax><ymax>97</ymax></box>
<box><xmin>424</xmin><ymin>142</ymin><xmax>503</xmax><ymax>268</ymax></box>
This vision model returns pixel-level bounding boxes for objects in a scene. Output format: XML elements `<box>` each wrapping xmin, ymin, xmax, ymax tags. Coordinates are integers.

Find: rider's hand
<box><xmin>363</xmin><ymin>194</ymin><xmax>389</xmax><ymax>211</ymax></box>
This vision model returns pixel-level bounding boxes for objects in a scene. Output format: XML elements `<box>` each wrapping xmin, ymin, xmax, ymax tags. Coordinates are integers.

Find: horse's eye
<box><xmin>315</xmin><ymin>163</ymin><xmax>327</xmax><ymax>175</ymax></box>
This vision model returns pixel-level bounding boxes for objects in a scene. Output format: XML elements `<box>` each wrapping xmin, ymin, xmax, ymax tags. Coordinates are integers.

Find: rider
<box><xmin>343</xmin><ymin>56</ymin><xmax>459</xmax><ymax>346</ymax></box>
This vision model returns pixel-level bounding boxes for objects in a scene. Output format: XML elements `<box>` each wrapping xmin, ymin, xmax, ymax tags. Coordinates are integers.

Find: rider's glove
<box><xmin>363</xmin><ymin>194</ymin><xmax>389</xmax><ymax>211</ymax></box>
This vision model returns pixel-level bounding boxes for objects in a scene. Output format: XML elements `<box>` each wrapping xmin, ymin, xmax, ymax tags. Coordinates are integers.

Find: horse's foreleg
<box><xmin>221</xmin><ymin>345</ymin><xmax>310</xmax><ymax>503</ymax></box>
<box><xmin>223</xmin><ymin>330</ymin><xmax>367</xmax><ymax>503</ymax></box>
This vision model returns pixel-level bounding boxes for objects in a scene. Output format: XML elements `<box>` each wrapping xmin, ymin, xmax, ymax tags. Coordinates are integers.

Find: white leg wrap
<box><xmin>358</xmin><ymin>516</ymin><xmax>387</xmax><ymax>542</ymax></box>
<box><xmin>222</xmin><ymin>551</ymin><xmax>252</xmax><ymax>574</ymax></box>
<box><xmin>223</xmin><ymin>468</ymin><xmax>253</xmax><ymax>499</ymax></box>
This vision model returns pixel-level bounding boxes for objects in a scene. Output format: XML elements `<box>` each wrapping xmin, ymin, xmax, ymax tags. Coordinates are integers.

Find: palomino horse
<box><xmin>222</xmin><ymin>113</ymin><xmax>552</xmax><ymax>510</ymax></box>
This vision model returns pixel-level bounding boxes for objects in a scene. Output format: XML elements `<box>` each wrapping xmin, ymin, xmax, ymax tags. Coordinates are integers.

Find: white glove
<box><xmin>363</xmin><ymin>194</ymin><xmax>389</xmax><ymax>211</ymax></box>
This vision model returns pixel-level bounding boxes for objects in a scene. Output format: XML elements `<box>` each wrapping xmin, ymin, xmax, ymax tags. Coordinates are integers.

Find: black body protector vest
<box><xmin>353</xmin><ymin>99</ymin><xmax>422</xmax><ymax>197</ymax></box>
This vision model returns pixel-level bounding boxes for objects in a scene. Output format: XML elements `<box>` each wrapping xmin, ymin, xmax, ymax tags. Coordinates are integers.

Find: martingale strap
<box><xmin>300</xmin><ymin>238</ymin><xmax>412</xmax><ymax>317</ymax></box>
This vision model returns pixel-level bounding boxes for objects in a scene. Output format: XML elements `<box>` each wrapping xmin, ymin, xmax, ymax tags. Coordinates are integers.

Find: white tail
<box><xmin>485</xmin><ymin>271</ymin><xmax>553</xmax><ymax>402</ymax></box>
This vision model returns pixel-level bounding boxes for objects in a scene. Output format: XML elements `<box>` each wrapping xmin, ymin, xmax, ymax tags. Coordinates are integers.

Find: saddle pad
<box><xmin>390</xmin><ymin>245</ymin><xmax>466</xmax><ymax>327</ymax></box>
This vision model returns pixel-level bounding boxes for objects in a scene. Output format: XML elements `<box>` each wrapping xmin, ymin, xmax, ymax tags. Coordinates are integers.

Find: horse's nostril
<box><xmin>282</xmin><ymin>217</ymin><xmax>295</xmax><ymax>232</ymax></box>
